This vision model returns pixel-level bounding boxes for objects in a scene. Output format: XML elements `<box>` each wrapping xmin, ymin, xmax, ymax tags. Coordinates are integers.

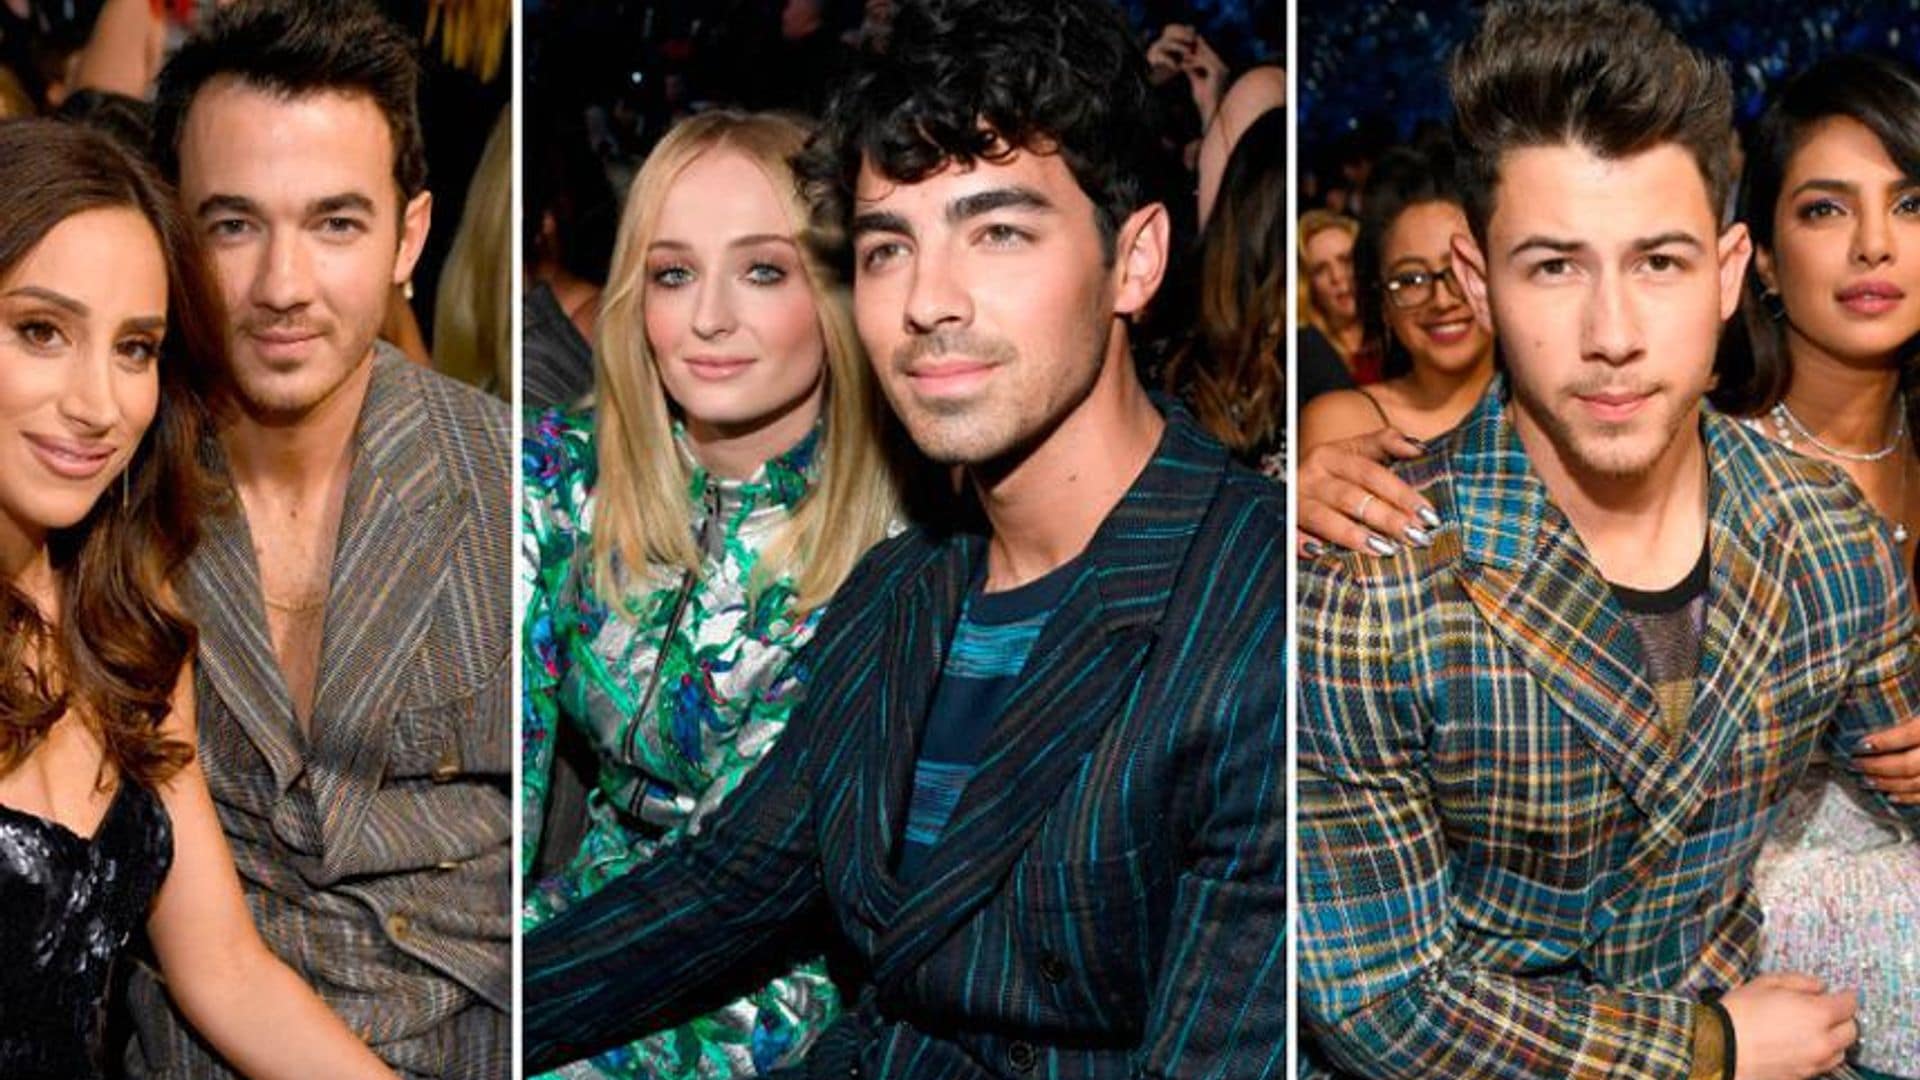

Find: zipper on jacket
<box><xmin>624</xmin><ymin>480</ymin><xmax>723</xmax><ymax>788</ymax></box>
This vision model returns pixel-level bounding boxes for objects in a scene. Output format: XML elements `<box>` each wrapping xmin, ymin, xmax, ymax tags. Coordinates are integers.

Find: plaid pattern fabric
<box><xmin>1297</xmin><ymin>388</ymin><xmax>1919</xmax><ymax>1080</ymax></box>
<box><xmin>524</xmin><ymin>409</ymin><xmax>1287</xmax><ymax>1079</ymax></box>
<box><xmin>124</xmin><ymin>347</ymin><xmax>513</xmax><ymax>1080</ymax></box>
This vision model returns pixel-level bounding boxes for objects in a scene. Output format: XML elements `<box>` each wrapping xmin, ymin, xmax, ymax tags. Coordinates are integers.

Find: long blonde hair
<box><xmin>593</xmin><ymin>110</ymin><xmax>897</xmax><ymax>615</ymax></box>
<box><xmin>434</xmin><ymin>107</ymin><xmax>512</xmax><ymax>393</ymax></box>
<box><xmin>1297</xmin><ymin>208</ymin><xmax>1359</xmax><ymax>359</ymax></box>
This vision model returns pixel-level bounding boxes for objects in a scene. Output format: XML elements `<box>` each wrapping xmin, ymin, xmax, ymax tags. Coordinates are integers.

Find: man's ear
<box><xmin>1450</xmin><ymin>229</ymin><xmax>1494</xmax><ymax>334</ymax></box>
<box><xmin>1717</xmin><ymin>221</ymin><xmax>1754</xmax><ymax>323</ymax></box>
<box><xmin>392</xmin><ymin>189</ymin><xmax>434</xmax><ymax>285</ymax></box>
<box><xmin>1112</xmin><ymin>202</ymin><xmax>1170</xmax><ymax>318</ymax></box>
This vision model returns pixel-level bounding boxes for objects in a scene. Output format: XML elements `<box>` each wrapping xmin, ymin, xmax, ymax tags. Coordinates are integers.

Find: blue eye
<box><xmin>651</xmin><ymin>266</ymin><xmax>694</xmax><ymax>288</ymax></box>
<box><xmin>744</xmin><ymin>263</ymin><xmax>788</xmax><ymax>285</ymax></box>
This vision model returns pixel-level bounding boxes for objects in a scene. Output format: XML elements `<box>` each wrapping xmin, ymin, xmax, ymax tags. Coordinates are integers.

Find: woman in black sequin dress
<box><xmin>0</xmin><ymin>119</ymin><xmax>394</xmax><ymax>1080</ymax></box>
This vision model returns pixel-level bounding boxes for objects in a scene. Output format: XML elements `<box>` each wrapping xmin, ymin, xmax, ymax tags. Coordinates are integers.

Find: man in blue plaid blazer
<box><xmin>1298</xmin><ymin>3</ymin><xmax>1920</xmax><ymax>1079</ymax></box>
<box><xmin>523</xmin><ymin>1</ymin><xmax>1285</xmax><ymax>1077</ymax></box>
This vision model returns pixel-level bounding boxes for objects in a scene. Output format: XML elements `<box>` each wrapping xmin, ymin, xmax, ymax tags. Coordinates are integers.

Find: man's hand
<box><xmin>1720</xmin><ymin>973</ymin><xmax>1857</xmax><ymax>1080</ymax></box>
<box><xmin>1296</xmin><ymin>428</ymin><xmax>1434</xmax><ymax>558</ymax></box>
<box><xmin>1854</xmin><ymin>715</ymin><xmax>1920</xmax><ymax>803</ymax></box>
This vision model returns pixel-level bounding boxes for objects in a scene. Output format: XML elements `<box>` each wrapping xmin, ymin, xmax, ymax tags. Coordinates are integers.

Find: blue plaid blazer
<box><xmin>524</xmin><ymin>409</ymin><xmax>1286</xmax><ymax>1079</ymax></box>
<box><xmin>1297</xmin><ymin>390</ymin><xmax>1920</xmax><ymax>1079</ymax></box>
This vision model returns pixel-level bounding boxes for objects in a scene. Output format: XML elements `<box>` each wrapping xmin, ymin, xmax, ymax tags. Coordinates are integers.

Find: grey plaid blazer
<box><xmin>125</xmin><ymin>345</ymin><xmax>513</xmax><ymax>1080</ymax></box>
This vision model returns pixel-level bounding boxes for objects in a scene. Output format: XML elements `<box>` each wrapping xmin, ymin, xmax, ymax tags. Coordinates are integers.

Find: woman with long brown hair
<box><xmin>1165</xmin><ymin>106</ymin><xmax>1285</xmax><ymax>478</ymax></box>
<box><xmin>0</xmin><ymin>118</ymin><xmax>393</xmax><ymax>1079</ymax></box>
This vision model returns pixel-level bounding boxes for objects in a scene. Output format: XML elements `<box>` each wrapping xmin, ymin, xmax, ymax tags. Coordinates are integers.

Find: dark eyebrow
<box><xmin>1508</xmin><ymin>235</ymin><xmax>1584</xmax><ymax>258</ymax></box>
<box><xmin>850</xmin><ymin>210</ymin><xmax>913</xmax><ymax>240</ymax></box>
<box><xmin>947</xmin><ymin>186</ymin><xmax>1053</xmax><ymax>223</ymax></box>
<box><xmin>311</xmin><ymin>193</ymin><xmax>377</xmax><ymax>217</ymax></box>
<box><xmin>122</xmin><ymin>316</ymin><xmax>167</xmax><ymax>335</ymax></box>
<box><xmin>195</xmin><ymin>193</ymin><xmax>259</xmax><ymax>219</ymax></box>
<box><xmin>1633</xmin><ymin>230</ymin><xmax>1704</xmax><ymax>252</ymax></box>
<box><xmin>3</xmin><ymin>285</ymin><xmax>88</xmax><ymax>316</ymax></box>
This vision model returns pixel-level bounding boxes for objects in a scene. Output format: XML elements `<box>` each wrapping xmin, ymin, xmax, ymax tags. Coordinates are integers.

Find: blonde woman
<box><xmin>1297</xmin><ymin>209</ymin><xmax>1378</xmax><ymax>401</ymax></box>
<box><xmin>434</xmin><ymin>107</ymin><xmax>512</xmax><ymax>395</ymax></box>
<box><xmin>519</xmin><ymin>110</ymin><xmax>900</xmax><ymax>1079</ymax></box>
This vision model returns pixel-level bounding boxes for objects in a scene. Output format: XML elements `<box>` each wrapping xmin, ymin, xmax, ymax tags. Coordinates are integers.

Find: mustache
<box><xmin>1566</xmin><ymin>376</ymin><xmax>1659</xmax><ymax>398</ymax></box>
<box><xmin>891</xmin><ymin>331</ymin><xmax>1019</xmax><ymax>373</ymax></box>
<box><xmin>239</xmin><ymin>315</ymin><xmax>328</xmax><ymax>337</ymax></box>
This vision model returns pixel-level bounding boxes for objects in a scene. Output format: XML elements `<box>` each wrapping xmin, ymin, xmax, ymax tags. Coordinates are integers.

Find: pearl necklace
<box><xmin>1745</xmin><ymin>398</ymin><xmax>1912</xmax><ymax>543</ymax></box>
<box><xmin>1766</xmin><ymin>399</ymin><xmax>1907</xmax><ymax>462</ymax></box>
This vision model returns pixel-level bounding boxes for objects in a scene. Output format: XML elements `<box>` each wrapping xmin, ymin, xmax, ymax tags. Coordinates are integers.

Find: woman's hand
<box><xmin>1854</xmin><ymin>715</ymin><xmax>1920</xmax><ymax>804</ymax></box>
<box><xmin>1297</xmin><ymin>428</ymin><xmax>1437</xmax><ymax>558</ymax></box>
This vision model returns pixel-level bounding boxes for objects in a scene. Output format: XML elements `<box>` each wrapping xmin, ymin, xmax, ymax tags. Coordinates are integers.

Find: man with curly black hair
<box><xmin>523</xmin><ymin>0</ymin><xmax>1287</xmax><ymax>1076</ymax></box>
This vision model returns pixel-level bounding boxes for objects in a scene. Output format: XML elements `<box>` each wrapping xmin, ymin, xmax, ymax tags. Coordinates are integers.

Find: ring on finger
<box><xmin>1355</xmin><ymin>493</ymin><xmax>1377</xmax><ymax>519</ymax></box>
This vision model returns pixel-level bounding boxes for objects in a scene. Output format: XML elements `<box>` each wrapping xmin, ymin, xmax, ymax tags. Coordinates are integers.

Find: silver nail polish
<box><xmin>1364</xmin><ymin>534</ymin><xmax>1399</xmax><ymax>557</ymax></box>
<box><xmin>1418</xmin><ymin>507</ymin><xmax>1442</xmax><ymax>529</ymax></box>
<box><xmin>1403</xmin><ymin>525</ymin><xmax>1432</xmax><ymax>547</ymax></box>
<box><xmin>1302</xmin><ymin>540</ymin><xmax>1326</xmax><ymax>558</ymax></box>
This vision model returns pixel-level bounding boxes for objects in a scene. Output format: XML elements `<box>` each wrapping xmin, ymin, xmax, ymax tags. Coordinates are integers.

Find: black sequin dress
<box><xmin>0</xmin><ymin>782</ymin><xmax>173</xmax><ymax>1079</ymax></box>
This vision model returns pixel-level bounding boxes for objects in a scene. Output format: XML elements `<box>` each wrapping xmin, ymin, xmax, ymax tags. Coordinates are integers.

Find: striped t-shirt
<box><xmin>893</xmin><ymin>558</ymin><xmax>1079</xmax><ymax>881</ymax></box>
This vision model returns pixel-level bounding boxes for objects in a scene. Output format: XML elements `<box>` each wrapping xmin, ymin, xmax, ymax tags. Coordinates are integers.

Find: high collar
<box><xmin>1449</xmin><ymin>378</ymin><xmax>1791</xmax><ymax>573</ymax></box>
<box><xmin>673</xmin><ymin>420</ymin><xmax>822</xmax><ymax>520</ymax></box>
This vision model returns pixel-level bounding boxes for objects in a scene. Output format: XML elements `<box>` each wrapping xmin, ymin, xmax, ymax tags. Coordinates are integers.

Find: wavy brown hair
<box><xmin>0</xmin><ymin>118</ymin><xmax>224</xmax><ymax>789</ymax></box>
<box><xmin>1165</xmin><ymin>107</ymin><xmax>1285</xmax><ymax>456</ymax></box>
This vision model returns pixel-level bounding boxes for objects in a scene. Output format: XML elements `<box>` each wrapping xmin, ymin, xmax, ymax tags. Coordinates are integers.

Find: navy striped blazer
<box><xmin>524</xmin><ymin>409</ymin><xmax>1287</xmax><ymax>1079</ymax></box>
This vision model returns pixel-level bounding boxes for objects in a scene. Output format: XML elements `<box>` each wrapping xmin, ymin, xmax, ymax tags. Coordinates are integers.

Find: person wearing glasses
<box><xmin>1298</xmin><ymin>142</ymin><xmax>1494</xmax><ymax>555</ymax></box>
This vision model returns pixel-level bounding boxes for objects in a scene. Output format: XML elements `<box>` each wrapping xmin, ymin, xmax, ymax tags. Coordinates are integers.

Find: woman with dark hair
<box><xmin>0</xmin><ymin>118</ymin><xmax>393</xmax><ymax>1079</ymax></box>
<box><xmin>1164</xmin><ymin>105</ymin><xmax>1284</xmax><ymax>478</ymax></box>
<box><xmin>1715</xmin><ymin>53</ymin><xmax>1920</xmax><ymax>1080</ymax></box>
<box><xmin>1298</xmin><ymin>143</ymin><xmax>1494</xmax><ymax>554</ymax></box>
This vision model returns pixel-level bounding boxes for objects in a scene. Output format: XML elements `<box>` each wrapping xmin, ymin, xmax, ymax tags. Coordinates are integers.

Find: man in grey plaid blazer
<box><xmin>122</xmin><ymin>3</ymin><xmax>510</xmax><ymax>1077</ymax></box>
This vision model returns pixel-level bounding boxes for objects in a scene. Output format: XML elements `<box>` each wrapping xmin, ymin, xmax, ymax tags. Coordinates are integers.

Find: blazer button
<box><xmin>431</xmin><ymin>745</ymin><xmax>461</xmax><ymax>782</ymax></box>
<box><xmin>386</xmin><ymin>912</ymin><xmax>412</xmax><ymax>941</ymax></box>
<box><xmin>1038</xmin><ymin>951</ymin><xmax>1069</xmax><ymax>983</ymax></box>
<box><xmin>1006</xmin><ymin>1040</ymin><xmax>1038</xmax><ymax>1074</ymax></box>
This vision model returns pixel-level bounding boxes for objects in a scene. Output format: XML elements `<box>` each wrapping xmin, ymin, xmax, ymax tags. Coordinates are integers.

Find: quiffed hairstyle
<box><xmin>594</xmin><ymin>111</ymin><xmax>899</xmax><ymax>616</ymax></box>
<box><xmin>1449</xmin><ymin>0</ymin><xmax>1732</xmax><ymax>247</ymax></box>
<box><xmin>1714</xmin><ymin>52</ymin><xmax>1920</xmax><ymax>433</ymax></box>
<box><xmin>1357</xmin><ymin>142</ymin><xmax>1469</xmax><ymax>380</ymax></box>
<box><xmin>0</xmin><ymin>118</ymin><xmax>224</xmax><ymax>788</ymax></box>
<box><xmin>150</xmin><ymin>0</ymin><xmax>427</xmax><ymax>200</ymax></box>
<box><xmin>797</xmin><ymin>0</ymin><xmax>1164</xmax><ymax>263</ymax></box>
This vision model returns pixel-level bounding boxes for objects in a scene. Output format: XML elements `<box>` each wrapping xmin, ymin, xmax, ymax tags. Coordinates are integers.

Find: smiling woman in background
<box><xmin>1298</xmin><ymin>142</ymin><xmax>1495</xmax><ymax>554</ymax></box>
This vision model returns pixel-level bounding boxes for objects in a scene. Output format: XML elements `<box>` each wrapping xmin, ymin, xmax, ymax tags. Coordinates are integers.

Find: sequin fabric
<box><xmin>1754</xmin><ymin>765</ymin><xmax>1920</xmax><ymax>1077</ymax></box>
<box><xmin>0</xmin><ymin>781</ymin><xmax>173</xmax><ymax>1079</ymax></box>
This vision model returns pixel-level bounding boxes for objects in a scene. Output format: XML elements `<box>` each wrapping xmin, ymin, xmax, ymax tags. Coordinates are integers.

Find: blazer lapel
<box><xmin>184</xmin><ymin>501</ymin><xmax>311</xmax><ymax>795</ymax></box>
<box><xmin>1609</xmin><ymin>419</ymin><xmax>1793</xmax><ymax>888</ymax></box>
<box><xmin>306</xmin><ymin>352</ymin><xmax>461</xmax><ymax>878</ymax></box>
<box><xmin>870</xmin><ymin>411</ymin><xmax>1220</xmax><ymax>988</ymax></box>
<box><xmin>844</xmin><ymin>537</ymin><xmax>975</xmax><ymax>931</ymax></box>
<box><xmin>1452</xmin><ymin>396</ymin><xmax>1671</xmax><ymax>817</ymax></box>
